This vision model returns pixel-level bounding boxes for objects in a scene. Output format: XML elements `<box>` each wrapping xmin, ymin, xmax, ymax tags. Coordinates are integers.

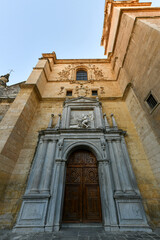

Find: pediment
<box><xmin>65</xmin><ymin>96</ymin><xmax>99</xmax><ymax>104</ymax></box>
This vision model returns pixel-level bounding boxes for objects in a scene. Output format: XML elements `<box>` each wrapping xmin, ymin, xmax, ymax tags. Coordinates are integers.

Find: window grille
<box><xmin>146</xmin><ymin>93</ymin><xmax>158</xmax><ymax>109</ymax></box>
<box><xmin>66</xmin><ymin>91</ymin><xmax>72</xmax><ymax>96</ymax></box>
<box><xmin>76</xmin><ymin>70</ymin><xmax>87</xmax><ymax>80</ymax></box>
<box><xmin>92</xmin><ymin>90</ymin><xmax>98</xmax><ymax>96</ymax></box>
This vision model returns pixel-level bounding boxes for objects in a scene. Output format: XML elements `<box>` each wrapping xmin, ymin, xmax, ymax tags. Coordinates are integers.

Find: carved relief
<box><xmin>66</xmin><ymin>168</ymin><xmax>81</xmax><ymax>183</ymax></box>
<box><xmin>100</xmin><ymin>87</ymin><xmax>105</xmax><ymax>94</ymax></box>
<box><xmin>57</xmin><ymin>65</ymin><xmax>72</xmax><ymax>81</ymax></box>
<box><xmin>70</xmin><ymin>110</ymin><xmax>94</xmax><ymax>129</ymax></box>
<box><xmin>68</xmin><ymin>150</ymin><xmax>97</xmax><ymax>166</ymax></box>
<box><xmin>70</xmin><ymin>79</ymin><xmax>94</xmax><ymax>84</ymax></box>
<box><xmin>75</xmin><ymin>85</ymin><xmax>89</xmax><ymax>97</ymax></box>
<box><xmin>55</xmin><ymin>64</ymin><xmax>107</xmax><ymax>82</ymax></box>
<box><xmin>58</xmin><ymin>87</ymin><xmax>65</xmax><ymax>95</ymax></box>
<box><xmin>92</xmin><ymin>65</ymin><xmax>104</xmax><ymax>79</ymax></box>
<box><xmin>83</xmin><ymin>168</ymin><xmax>98</xmax><ymax>183</ymax></box>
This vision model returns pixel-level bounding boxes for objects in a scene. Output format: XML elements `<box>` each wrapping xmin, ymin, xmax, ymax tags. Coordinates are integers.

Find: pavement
<box><xmin>0</xmin><ymin>228</ymin><xmax>160</xmax><ymax>240</ymax></box>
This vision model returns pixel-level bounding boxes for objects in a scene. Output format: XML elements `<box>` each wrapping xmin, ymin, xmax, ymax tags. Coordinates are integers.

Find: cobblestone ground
<box><xmin>0</xmin><ymin>228</ymin><xmax>160</xmax><ymax>240</ymax></box>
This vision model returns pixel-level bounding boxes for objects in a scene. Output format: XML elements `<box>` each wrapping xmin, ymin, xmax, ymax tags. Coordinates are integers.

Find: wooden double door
<box><xmin>63</xmin><ymin>150</ymin><xmax>102</xmax><ymax>223</ymax></box>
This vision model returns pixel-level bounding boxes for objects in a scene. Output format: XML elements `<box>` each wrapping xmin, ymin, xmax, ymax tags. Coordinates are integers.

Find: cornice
<box><xmin>101</xmin><ymin>1</ymin><xmax>153</xmax><ymax>55</ymax></box>
<box><xmin>55</xmin><ymin>59</ymin><xmax>110</xmax><ymax>64</ymax></box>
<box><xmin>20</xmin><ymin>83</ymin><xmax>42</xmax><ymax>100</ymax></box>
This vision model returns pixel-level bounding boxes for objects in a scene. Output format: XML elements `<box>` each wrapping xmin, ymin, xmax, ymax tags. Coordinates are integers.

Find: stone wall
<box><xmin>111</xmin><ymin>12</ymin><xmax>160</xmax><ymax>185</ymax></box>
<box><xmin>0</xmin><ymin>28</ymin><xmax>160</xmax><ymax>229</ymax></box>
<box><xmin>1</xmin><ymin>93</ymin><xmax>160</xmax><ymax>228</ymax></box>
<box><xmin>0</xmin><ymin>87</ymin><xmax>39</xmax><ymax>227</ymax></box>
<box><xmin>0</xmin><ymin>82</ymin><xmax>23</xmax><ymax>122</ymax></box>
<box><xmin>102</xmin><ymin>3</ymin><xmax>160</xmax><ymax>187</ymax></box>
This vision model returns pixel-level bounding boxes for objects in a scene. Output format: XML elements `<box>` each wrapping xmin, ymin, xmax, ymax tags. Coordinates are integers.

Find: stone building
<box><xmin>0</xmin><ymin>0</ymin><xmax>160</xmax><ymax>233</ymax></box>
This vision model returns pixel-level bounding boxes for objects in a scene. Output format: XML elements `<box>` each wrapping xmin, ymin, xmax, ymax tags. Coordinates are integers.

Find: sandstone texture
<box><xmin>0</xmin><ymin>0</ymin><xmax>160</xmax><ymax>230</ymax></box>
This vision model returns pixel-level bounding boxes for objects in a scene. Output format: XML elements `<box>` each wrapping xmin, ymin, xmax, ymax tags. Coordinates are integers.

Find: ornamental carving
<box><xmin>68</xmin><ymin>151</ymin><xmax>97</xmax><ymax>166</ymax></box>
<box><xmin>83</xmin><ymin>168</ymin><xmax>98</xmax><ymax>183</ymax></box>
<box><xmin>100</xmin><ymin>87</ymin><xmax>105</xmax><ymax>94</ymax></box>
<box><xmin>57</xmin><ymin>65</ymin><xmax>71</xmax><ymax>81</ymax></box>
<box><xmin>58</xmin><ymin>87</ymin><xmax>65</xmax><ymax>95</ymax></box>
<box><xmin>70</xmin><ymin>113</ymin><xmax>93</xmax><ymax>129</ymax></box>
<box><xmin>70</xmin><ymin>79</ymin><xmax>94</xmax><ymax>84</ymax></box>
<box><xmin>66</xmin><ymin>168</ymin><xmax>81</xmax><ymax>183</ymax></box>
<box><xmin>75</xmin><ymin>85</ymin><xmax>89</xmax><ymax>97</ymax></box>
<box><xmin>55</xmin><ymin>64</ymin><xmax>106</xmax><ymax>82</ymax></box>
<box><xmin>91</xmin><ymin>65</ymin><xmax>104</xmax><ymax>79</ymax></box>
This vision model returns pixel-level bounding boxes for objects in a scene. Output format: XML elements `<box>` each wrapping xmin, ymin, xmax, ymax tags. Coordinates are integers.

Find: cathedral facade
<box><xmin>0</xmin><ymin>0</ymin><xmax>160</xmax><ymax>232</ymax></box>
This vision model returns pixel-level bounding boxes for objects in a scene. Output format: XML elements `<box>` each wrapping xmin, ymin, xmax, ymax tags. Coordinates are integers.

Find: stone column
<box><xmin>98</xmin><ymin>161</ymin><xmax>110</xmax><ymax>228</ymax></box>
<box><xmin>112</xmin><ymin>139</ymin><xmax>127</xmax><ymax>192</ymax></box>
<box><xmin>108</xmin><ymin>140</ymin><xmax>122</xmax><ymax>193</ymax></box>
<box><xmin>39</xmin><ymin>140</ymin><xmax>56</xmax><ymax>193</ymax></box>
<box><xmin>45</xmin><ymin>160</ymin><xmax>66</xmax><ymax>232</ymax></box>
<box><xmin>53</xmin><ymin>161</ymin><xmax>66</xmax><ymax>231</ymax></box>
<box><xmin>114</xmin><ymin>139</ymin><xmax>134</xmax><ymax>192</ymax></box>
<box><xmin>121</xmin><ymin>136</ymin><xmax>140</xmax><ymax>193</ymax></box>
<box><xmin>98</xmin><ymin>160</ymin><xmax>118</xmax><ymax>231</ymax></box>
<box><xmin>27</xmin><ymin>138</ymin><xmax>48</xmax><ymax>193</ymax></box>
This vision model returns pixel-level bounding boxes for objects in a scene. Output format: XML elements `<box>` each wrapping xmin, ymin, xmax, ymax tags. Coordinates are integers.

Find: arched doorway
<box><xmin>62</xmin><ymin>149</ymin><xmax>102</xmax><ymax>223</ymax></box>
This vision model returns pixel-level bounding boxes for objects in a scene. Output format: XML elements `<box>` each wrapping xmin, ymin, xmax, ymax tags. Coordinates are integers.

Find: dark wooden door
<box><xmin>62</xmin><ymin>150</ymin><xmax>102</xmax><ymax>223</ymax></box>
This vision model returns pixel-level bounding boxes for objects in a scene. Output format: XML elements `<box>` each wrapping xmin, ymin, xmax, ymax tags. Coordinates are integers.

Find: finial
<box><xmin>55</xmin><ymin>114</ymin><xmax>62</xmax><ymax>130</ymax></box>
<box><xmin>111</xmin><ymin>113</ymin><xmax>118</xmax><ymax>130</ymax></box>
<box><xmin>103</xmin><ymin>113</ymin><xmax>110</xmax><ymax>130</ymax></box>
<box><xmin>47</xmin><ymin>114</ymin><xmax>54</xmax><ymax>128</ymax></box>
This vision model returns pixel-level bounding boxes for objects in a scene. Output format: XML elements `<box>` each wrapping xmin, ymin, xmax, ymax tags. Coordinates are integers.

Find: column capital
<box><xmin>98</xmin><ymin>159</ymin><xmax>110</xmax><ymax>164</ymax></box>
<box><xmin>107</xmin><ymin>137</ymin><xmax>121</xmax><ymax>142</ymax></box>
<box><xmin>55</xmin><ymin>158</ymin><xmax>66</xmax><ymax>163</ymax></box>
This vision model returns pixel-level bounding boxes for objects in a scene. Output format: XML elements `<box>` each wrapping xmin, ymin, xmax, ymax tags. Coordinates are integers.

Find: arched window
<box><xmin>76</xmin><ymin>70</ymin><xmax>87</xmax><ymax>81</ymax></box>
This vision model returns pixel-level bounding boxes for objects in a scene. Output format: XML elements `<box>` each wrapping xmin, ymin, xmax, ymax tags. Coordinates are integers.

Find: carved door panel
<box><xmin>63</xmin><ymin>150</ymin><xmax>102</xmax><ymax>223</ymax></box>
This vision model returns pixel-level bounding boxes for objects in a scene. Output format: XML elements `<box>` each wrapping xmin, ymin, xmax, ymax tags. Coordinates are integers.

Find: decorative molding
<box><xmin>70</xmin><ymin>79</ymin><xmax>94</xmax><ymax>84</ymax></box>
<box><xmin>54</xmin><ymin>64</ymin><xmax>108</xmax><ymax>82</ymax></box>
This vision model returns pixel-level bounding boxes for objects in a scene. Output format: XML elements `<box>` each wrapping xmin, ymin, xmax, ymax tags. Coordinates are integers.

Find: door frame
<box><xmin>62</xmin><ymin>149</ymin><xmax>102</xmax><ymax>223</ymax></box>
<box><xmin>45</xmin><ymin>142</ymin><xmax>118</xmax><ymax>232</ymax></box>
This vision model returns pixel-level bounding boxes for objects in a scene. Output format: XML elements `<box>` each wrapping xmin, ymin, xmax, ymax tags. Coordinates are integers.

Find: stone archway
<box><xmin>62</xmin><ymin>149</ymin><xmax>102</xmax><ymax>223</ymax></box>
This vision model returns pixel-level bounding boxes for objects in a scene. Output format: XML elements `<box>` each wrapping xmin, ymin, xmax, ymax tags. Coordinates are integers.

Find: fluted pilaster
<box><xmin>27</xmin><ymin>138</ymin><xmax>48</xmax><ymax>193</ymax></box>
<box><xmin>39</xmin><ymin>140</ymin><xmax>56</xmax><ymax>193</ymax></box>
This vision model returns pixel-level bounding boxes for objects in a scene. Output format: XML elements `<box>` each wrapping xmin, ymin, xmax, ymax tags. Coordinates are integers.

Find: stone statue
<box><xmin>0</xmin><ymin>70</ymin><xmax>13</xmax><ymax>88</ymax></box>
<box><xmin>78</xmin><ymin>114</ymin><xmax>90</xmax><ymax>128</ymax></box>
<box><xmin>0</xmin><ymin>74</ymin><xmax>10</xmax><ymax>87</ymax></box>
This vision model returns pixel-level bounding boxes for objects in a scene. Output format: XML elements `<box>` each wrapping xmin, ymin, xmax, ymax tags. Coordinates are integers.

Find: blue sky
<box><xmin>0</xmin><ymin>0</ymin><xmax>159</xmax><ymax>85</ymax></box>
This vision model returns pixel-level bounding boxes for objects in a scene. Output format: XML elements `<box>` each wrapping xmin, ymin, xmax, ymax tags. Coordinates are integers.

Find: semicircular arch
<box><xmin>62</xmin><ymin>141</ymin><xmax>103</xmax><ymax>162</ymax></box>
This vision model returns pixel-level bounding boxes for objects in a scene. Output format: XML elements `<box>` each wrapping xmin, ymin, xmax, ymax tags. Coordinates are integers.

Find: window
<box><xmin>92</xmin><ymin>90</ymin><xmax>98</xmax><ymax>96</ymax></box>
<box><xmin>66</xmin><ymin>90</ymin><xmax>72</xmax><ymax>96</ymax></box>
<box><xmin>76</xmin><ymin>70</ymin><xmax>87</xmax><ymax>81</ymax></box>
<box><xmin>146</xmin><ymin>93</ymin><xmax>158</xmax><ymax>110</ymax></box>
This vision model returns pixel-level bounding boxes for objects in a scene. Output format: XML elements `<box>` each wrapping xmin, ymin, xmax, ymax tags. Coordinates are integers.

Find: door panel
<box><xmin>62</xmin><ymin>150</ymin><xmax>102</xmax><ymax>223</ymax></box>
<box><xmin>63</xmin><ymin>184</ymin><xmax>82</xmax><ymax>222</ymax></box>
<box><xmin>84</xmin><ymin>184</ymin><xmax>102</xmax><ymax>222</ymax></box>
